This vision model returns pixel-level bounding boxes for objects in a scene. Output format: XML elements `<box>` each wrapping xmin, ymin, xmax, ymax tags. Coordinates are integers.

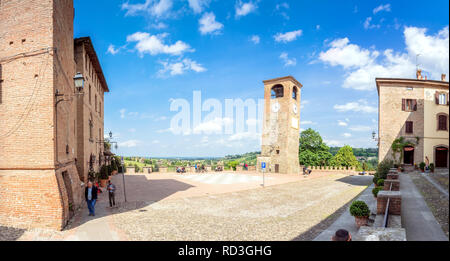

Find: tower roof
<box><xmin>263</xmin><ymin>76</ymin><xmax>303</xmax><ymax>88</ymax></box>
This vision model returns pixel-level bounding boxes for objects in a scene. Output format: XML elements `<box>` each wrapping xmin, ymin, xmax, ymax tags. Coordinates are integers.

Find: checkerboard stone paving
<box><xmin>178</xmin><ymin>173</ymin><xmax>273</xmax><ymax>184</ymax></box>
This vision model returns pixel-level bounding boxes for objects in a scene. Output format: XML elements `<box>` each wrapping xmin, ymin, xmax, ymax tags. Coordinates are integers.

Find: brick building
<box><xmin>74</xmin><ymin>37</ymin><xmax>109</xmax><ymax>183</ymax></box>
<box><xmin>0</xmin><ymin>0</ymin><xmax>108</xmax><ymax>230</ymax></box>
<box><xmin>257</xmin><ymin>76</ymin><xmax>302</xmax><ymax>174</ymax></box>
<box><xmin>376</xmin><ymin>71</ymin><xmax>449</xmax><ymax>168</ymax></box>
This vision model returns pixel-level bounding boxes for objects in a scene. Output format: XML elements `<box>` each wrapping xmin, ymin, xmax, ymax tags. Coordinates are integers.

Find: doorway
<box><xmin>435</xmin><ymin>147</ymin><xmax>448</xmax><ymax>168</ymax></box>
<box><xmin>403</xmin><ymin>146</ymin><xmax>414</xmax><ymax>165</ymax></box>
<box><xmin>274</xmin><ymin>164</ymin><xmax>279</xmax><ymax>173</ymax></box>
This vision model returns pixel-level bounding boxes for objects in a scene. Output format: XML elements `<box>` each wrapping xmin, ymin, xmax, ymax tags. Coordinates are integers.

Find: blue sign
<box><xmin>261</xmin><ymin>162</ymin><xmax>266</xmax><ymax>169</ymax></box>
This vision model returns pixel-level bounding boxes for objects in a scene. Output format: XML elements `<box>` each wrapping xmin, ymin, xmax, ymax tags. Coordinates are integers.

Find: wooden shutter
<box><xmin>435</xmin><ymin>92</ymin><xmax>439</xmax><ymax>104</ymax></box>
<box><xmin>402</xmin><ymin>99</ymin><xmax>406</xmax><ymax>111</ymax></box>
<box><xmin>413</xmin><ymin>99</ymin><xmax>417</xmax><ymax>111</ymax></box>
<box><xmin>447</xmin><ymin>93</ymin><xmax>449</xmax><ymax>105</ymax></box>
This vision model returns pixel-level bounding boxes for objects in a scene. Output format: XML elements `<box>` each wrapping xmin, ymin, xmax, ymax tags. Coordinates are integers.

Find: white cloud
<box><xmin>187</xmin><ymin>0</ymin><xmax>210</xmax><ymax>14</ymax></box>
<box><xmin>128</xmin><ymin>128</ymin><xmax>136</xmax><ymax>133</ymax></box>
<box><xmin>319</xmin><ymin>26</ymin><xmax>449</xmax><ymax>91</ymax></box>
<box><xmin>122</xmin><ymin>0</ymin><xmax>173</xmax><ymax>18</ymax></box>
<box><xmin>152</xmin><ymin>140</ymin><xmax>160</xmax><ymax>144</ymax></box>
<box><xmin>193</xmin><ymin>117</ymin><xmax>233</xmax><ymax>134</ymax></box>
<box><xmin>349</xmin><ymin>125</ymin><xmax>373</xmax><ymax>132</ymax></box>
<box><xmin>364</xmin><ymin>17</ymin><xmax>380</xmax><ymax>30</ymax></box>
<box><xmin>275</xmin><ymin>2</ymin><xmax>289</xmax><ymax>10</ymax></box>
<box><xmin>107</xmin><ymin>44</ymin><xmax>120</xmax><ymax>55</ymax></box>
<box><xmin>274</xmin><ymin>29</ymin><xmax>302</xmax><ymax>43</ymax></box>
<box><xmin>343</xmin><ymin>133</ymin><xmax>352</xmax><ymax>138</ymax></box>
<box><xmin>300</xmin><ymin>120</ymin><xmax>316</xmax><ymax>125</ymax></box>
<box><xmin>250</xmin><ymin>35</ymin><xmax>260</xmax><ymax>44</ymax></box>
<box><xmin>228</xmin><ymin>131</ymin><xmax>260</xmax><ymax>141</ymax></box>
<box><xmin>151</xmin><ymin>22</ymin><xmax>168</xmax><ymax>29</ymax></box>
<box><xmin>334</xmin><ymin>99</ymin><xmax>377</xmax><ymax>113</ymax></box>
<box><xmin>316</xmin><ymin>25</ymin><xmax>320</xmax><ymax>30</ymax></box>
<box><xmin>127</xmin><ymin>32</ymin><xmax>193</xmax><ymax>56</ymax></box>
<box><xmin>373</xmin><ymin>4</ymin><xmax>391</xmax><ymax>14</ymax></box>
<box><xmin>199</xmin><ymin>12</ymin><xmax>224</xmax><ymax>35</ymax></box>
<box><xmin>235</xmin><ymin>1</ymin><xmax>257</xmax><ymax>18</ymax></box>
<box><xmin>324</xmin><ymin>139</ymin><xmax>344</xmax><ymax>147</ymax></box>
<box><xmin>158</xmin><ymin>58</ymin><xmax>206</xmax><ymax>77</ymax></box>
<box><xmin>279</xmin><ymin>52</ymin><xmax>297</xmax><ymax>67</ymax></box>
<box><xmin>319</xmin><ymin>38</ymin><xmax>375</xmax><ymax>68</ymax></box>
<box><xmin>338</xmin><ymin>120</ymin><xmax>348</xmax><ymax>127</ymax></box>
<box><xmin>120</xmin><ymin>109</ymin><xmax>126</xmax><ymax>119</ymax></box>
<box><xmin>119</xmin><ymin>140</ymin><xmax>140</xmax><ymax>148</ymax></box>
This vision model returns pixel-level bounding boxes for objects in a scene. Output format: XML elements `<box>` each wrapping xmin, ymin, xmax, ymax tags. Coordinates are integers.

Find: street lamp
<box><xmin>73</xmin><ymin>72</ymin><xmax>85</xmax><ymax>93</ymax></box>
<box><xmin>109</xmin><ymin>131</ymin><xmax>113</xmax><ymax>139</ymax></box>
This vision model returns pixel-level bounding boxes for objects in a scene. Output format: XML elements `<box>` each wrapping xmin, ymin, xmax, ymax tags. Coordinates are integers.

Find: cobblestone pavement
<box><xmin>110</xmin><ymin>173</ymin><xmax>371</xmax><ymax>241</ymax></box>
<box><xmin>409</xmin><ymin>171</ymin><xmax>449</xmax><ymax>238</ymax></box>
<box><xmin>2</xmin><ymin>172</ymin><xmax>371</xmax><ymax>241</ymax></box>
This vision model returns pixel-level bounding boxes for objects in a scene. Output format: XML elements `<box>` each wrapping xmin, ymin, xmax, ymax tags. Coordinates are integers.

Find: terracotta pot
<box><xmin>354</xmin><ymin>216</ymin><xmax>369</xmax><ymax>228</ymax></box>
<box><xmin>100</xmin><ymin>179</ymin><xmax>108</xmax><ymax>188</ymax></box>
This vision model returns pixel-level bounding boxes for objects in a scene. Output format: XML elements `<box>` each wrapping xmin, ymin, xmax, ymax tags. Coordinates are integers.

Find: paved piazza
<box><xmin>5</xmin><ymin>172</ymin><xmax>372</xmax><ymax>241</ymax></box>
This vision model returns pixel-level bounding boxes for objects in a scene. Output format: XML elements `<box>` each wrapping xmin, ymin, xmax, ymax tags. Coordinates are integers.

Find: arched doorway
<box><xmin>435</xmin><ymin>146</ymin><xmax>449</xmax><ymax>168</ymax></box>
<box><xmin>403</xmin><ymin>146</ymin><xmax>414</xmax><ymax>165</ymax></box>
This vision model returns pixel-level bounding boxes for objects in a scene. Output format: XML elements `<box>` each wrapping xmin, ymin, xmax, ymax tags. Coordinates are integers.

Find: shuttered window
<box><xmin>402</xmin><ymin>99</ymin><xmax>417</xmax><ymax>112</ymax></box>
<box><xmin>438</xmin><ymin>115</ymin><xmax>448</xmax><ymax>131</ymax></box>
<box><xmin>405</xmin><ymin>121</ymin><xmax>413</xmax><ymax>134</ymax></box>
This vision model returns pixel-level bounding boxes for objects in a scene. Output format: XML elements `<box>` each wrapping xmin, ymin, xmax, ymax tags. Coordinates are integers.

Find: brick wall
<box><xmin>0</xmin><ymin>0</ymin><xmax>83</xmax><ymax>230</ymax></box>
<box><xmin>377</xmin><ymin>193</ymin><xmax>402</xmax><ymax>215</ymax></box>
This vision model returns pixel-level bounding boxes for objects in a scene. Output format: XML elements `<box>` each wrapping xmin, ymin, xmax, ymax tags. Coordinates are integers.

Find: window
<box><xmin>292</xmin><ymin>86</ymin><xmax>298</xmax><ymax>100</ymax></box>
<box><xmin>402</xmin><ymin>99</ymin><xmax>417</xmax><ymax>112</ymax></box>
<box><xmin>89</xmin><ymin>117</ymin><xmax>93</xmax><ymax>141</ymax></box>
<box><xmin>438</xmin><ymin>114</ymin><xmax>448</xmax><ymax>131</ymax></box>
<box><xmin>436</xmin><ymin>92</ymin><xmax>449</xmax><ymax>105</ymax></box>
<box><xmin>271</xmin><ymin>84</ymin><xmax>284</xmax><ymax>99</ymax></box>
<box><xmin>405</xmin><ymin>121</ymin><xmax>413</xmax><ymax>134</ymax></box>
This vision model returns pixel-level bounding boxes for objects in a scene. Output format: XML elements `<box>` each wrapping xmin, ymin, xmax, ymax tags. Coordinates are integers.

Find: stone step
<box><xmin>374</xmin><ymin>214</ymin><xmax>384</xmax><ymax>227</ymax></box>
<box><xmin>388</xmin><ymin>215</ymin><xmax>402</xmax><ymax>228</ymax></box>
<box><xmin>355</xmin><ymin>227</ymin><xmax>407</xmax><ymax>241</ymax></box>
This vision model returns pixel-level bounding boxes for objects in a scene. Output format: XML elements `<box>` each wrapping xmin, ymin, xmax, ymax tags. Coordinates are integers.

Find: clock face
<box><xmin>272</xmin><ymin>102</ymin><xmax>280</xmax><ymax>112</ymax></box>
<box><xmin>293</xmin><ymin>104</ymin><xmax>298</xmax><ymax>114</ymax></box>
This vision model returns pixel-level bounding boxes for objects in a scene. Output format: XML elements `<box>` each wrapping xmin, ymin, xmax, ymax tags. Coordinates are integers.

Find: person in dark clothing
<box><xmin>107</xmin><ymin>180</ymin><xmax>116</xmax><ymax>207</ymax></box>
<box><xmin>85</xmin><ymin>181</ymin><xmax>98</xmax><ymax>216</ymax></box>
<box><xmin>332</xmin><ymin>229</ymin><xmax>352</xmax><ymax>241</ymax></box>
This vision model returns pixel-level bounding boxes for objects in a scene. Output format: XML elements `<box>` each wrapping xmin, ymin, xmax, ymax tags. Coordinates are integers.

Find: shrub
<box><xmin>377</xmin><ymin>179</ymin><xmax>385</xmax><ymax>187</ymax></box>
<box><xmin>372</xmin><ymin>187</ymin><xmax>383</xmax><ymax>198</ymax></box>
<box><xmin>375</xmin><ymin>159</ymin><xmax>394</xmax><ymax>180</ymax></box>
<box><xmin>372</xmin><ymin>176</ymin><xmax>378</xmax><ymax>185</ymax></box>
<box><xmin>430</xmin><ymin>163</ymin><xmax>435</xmax><ymax>172</ymax></box>
<box><xmin>419</xmin><ymin>162</ymin><xmax>426</xmax><ymax>171</ymax></box>
<box><xmin>349</xmin><ymin>201</ymin><xmax>370</xmax><ymax>217</ymax></box>
<box><xmin>99</xmin><ymin>165</ymin><xmax>109</xmax><ymax>179</ymax></box>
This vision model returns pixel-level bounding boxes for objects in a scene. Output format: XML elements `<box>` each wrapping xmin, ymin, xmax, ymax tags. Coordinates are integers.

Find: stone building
<box><xmin>0</xmin><ymin>0</ymin><xmax>107</xmax><ymax>230</ymax></box>
<box><xmin>257</xmin><ymin>76</ymin><xmax>302</xmax><ymax>174</ymax></box>
<box><xmin>74</xmin><ymin>37</ymin><xmax>109</xmax><ymax>183</ymax></box>
<box><xmin>376</xmin><ymin>71</ymin><xmax>449</xmax><ymax>168</ymax></box>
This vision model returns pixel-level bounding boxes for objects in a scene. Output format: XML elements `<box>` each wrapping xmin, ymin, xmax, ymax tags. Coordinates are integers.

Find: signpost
<box><xmin>261</xmin><ymin>162</ymin><xmax>266</xmax><ymax>188</ymax></box>
<box><xmin>121</xmin><ymin>156</ymin><xmax>127</xmax><ymax>202</ymax></box>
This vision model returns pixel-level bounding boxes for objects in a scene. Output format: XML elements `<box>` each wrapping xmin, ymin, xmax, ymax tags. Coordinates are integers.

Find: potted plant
<box><xmin>99</xmin><ymin>165</ymin><xmax>109</xmax><ymax>187</ymax></box>
<box><xmin>430</xmin><ymin>163</ymin><xmax>435</xmax><ymax>173</ymax></box>
<box><xmin>349</xmin><ymin>201</ymin><xmax>371</xmax><ymax>228</ymax></box>
<box><xmin>373</xmin><ymin>176</ymin><xmax>379</xmax><ymax>187</ymax></box>
<box><xmin>419</xmin><ymin>162</ymin><xmax>426</xmax><ymax>172</ymax></box>
<box><xmin>372</xmin><ymin>187</ymin><xmax>382</xmax><ymax>198</ymax></box>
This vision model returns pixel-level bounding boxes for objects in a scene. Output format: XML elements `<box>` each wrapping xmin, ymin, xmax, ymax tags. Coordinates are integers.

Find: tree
<box><xmin>299</xmin><ymin>128</ymin><xmax>333</xmax><ymax>166</ymax></box>
<box><xmin>330</xmin><ymin>145</ymin><xmax>359</xmax><ymax>167</ymax></box>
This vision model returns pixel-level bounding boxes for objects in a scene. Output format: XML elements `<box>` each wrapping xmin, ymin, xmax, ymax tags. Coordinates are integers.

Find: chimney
<box><xmin>442</xmin><ymin>74</ymin><xmax>446</xmax><ymax>81</ymax></box>
<box><xmin>416</xmin><ymin>69</ymin><xmax>422</xmax><ymax>80</ymax></box>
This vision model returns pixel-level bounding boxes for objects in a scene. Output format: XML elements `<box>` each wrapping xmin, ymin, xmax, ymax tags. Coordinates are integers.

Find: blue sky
<box><xmin>73</xmin><ymin>0</ymin><xmax>449</xmax><ymax>157</ymax></box>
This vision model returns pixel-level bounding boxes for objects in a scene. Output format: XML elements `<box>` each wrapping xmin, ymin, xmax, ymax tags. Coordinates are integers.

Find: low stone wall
<box><xmin>384</xmin><ymin>179</ymin><xmax>400</xmax><ymax>191</ymax></box>
<box><xmin>377</xmin><ymin>191</ymin><xmax>402</xmax><ymax>215</ymax></box>
<box><xmin>126</xmin><ymin>167</ymin><xmax>135</xmax><ymax>174</ymax></box>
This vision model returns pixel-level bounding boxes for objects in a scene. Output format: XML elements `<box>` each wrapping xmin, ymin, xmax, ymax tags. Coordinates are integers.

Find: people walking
<box><xmin>85</xmin><ymin>181</ymin><xmax>98</xmax><ymax>216</ymax></box>
<box><xmin>107</xmin><ymin>180</ymin><xmax>116</xmax><ymax>207</ymax></box>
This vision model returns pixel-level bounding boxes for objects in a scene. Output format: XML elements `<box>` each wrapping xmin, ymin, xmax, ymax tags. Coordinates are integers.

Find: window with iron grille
<box><xmin>405</xmin><ymin>121</ymin><xmax>413</xmax><ymax>134</ymax></box>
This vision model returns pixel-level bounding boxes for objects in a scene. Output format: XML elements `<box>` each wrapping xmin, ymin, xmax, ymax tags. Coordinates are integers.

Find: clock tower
<box><xmin>257</xmin><ymin>76</ymin><xmax>302</xmax><ymax>174</ymax></box>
